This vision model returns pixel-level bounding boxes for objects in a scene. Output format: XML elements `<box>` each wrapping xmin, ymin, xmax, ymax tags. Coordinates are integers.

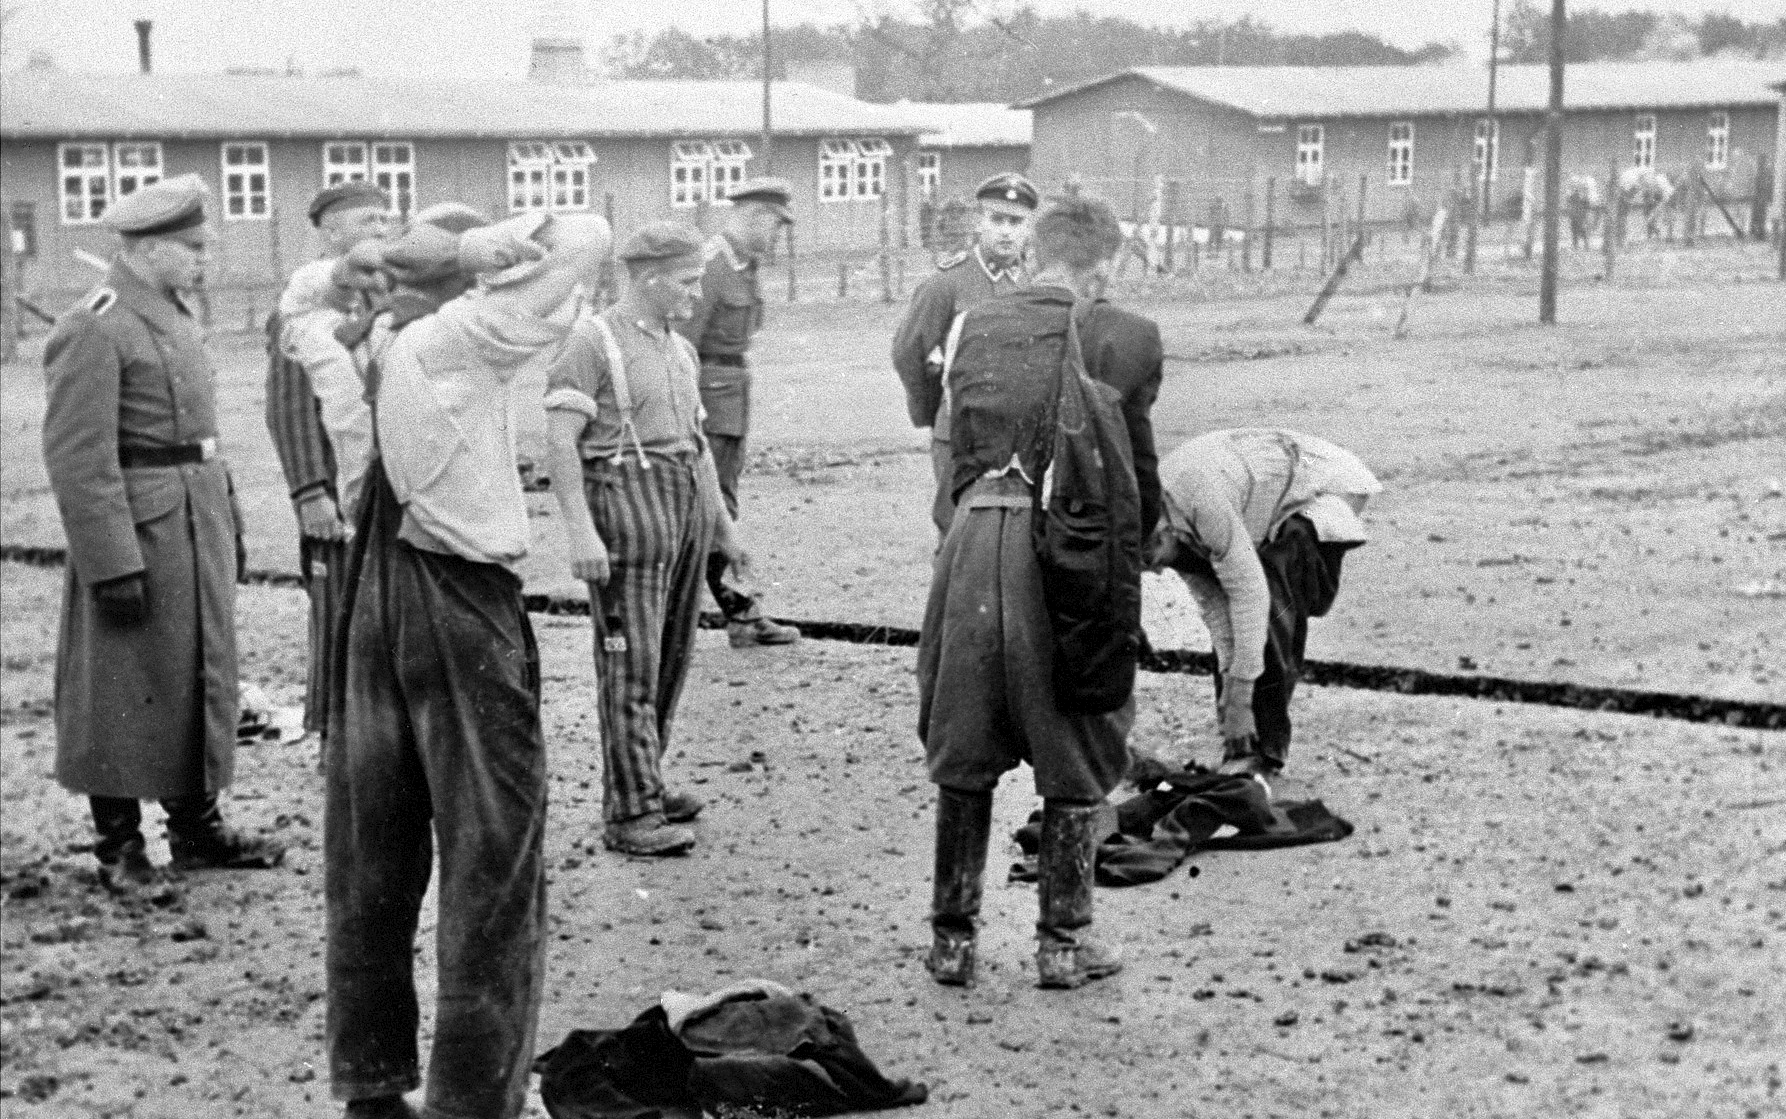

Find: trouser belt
<box><xmin>120</xmin><ymin>438</ymin><xmax>217</xmax><ymax>467</ymax></box>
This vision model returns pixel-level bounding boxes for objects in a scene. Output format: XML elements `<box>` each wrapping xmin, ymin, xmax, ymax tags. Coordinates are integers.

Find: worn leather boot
<box><xmin>604</xmin><ymin>811</ymin><xmax>696</xmax><ymax>856</ymax></box>
<box><xmin>926</xmin><ymin>786</ymin><xmax>993</xmax><ymax>987</ymax></box>
<box><xmin>164</xmin><ymin>796</ymin><xmax>286</xmax><ymax>872</ymax></box>
<box><xmin>343</xmin><ymin>1095</ymin><xmax>419</xmax><ymax>1119</ymax></box>
<box><xmin>1035</xmin><ymin>799</ymin><xmax>1122</xmax><ymax>989</ymax></box>
<box><xmin>661</xmin><ymin>789</ymin><xmax>705</xmax><ymax>824</ymax></box>
<box><xmin>727</xmin><ymin>606</ymin><xmax>801</xmax><ymax>648</ymax></box>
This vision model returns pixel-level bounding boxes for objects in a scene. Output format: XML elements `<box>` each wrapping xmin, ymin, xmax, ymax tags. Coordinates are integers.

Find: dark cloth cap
<box><xmin>307</xmin><ymin>181</ymin><xmax>390</xmax><ymax>225</ymax></box>
<box><xmin>619</xmin><ymin>221</ymin><xmax>706</xmax><ymax>264</ymax></box>
<box><xmin>975</xmin><ymin>172</ymin><xmax>1039</xmax><ymax>211</ymax></box>
<box><xmin>105</xmin><ymin>174</ymin><xmax>208</xmax><ymax>237</ymax></box>
<box><xmin>726</xmin><ymin>176</ymin><xmax>795</xmax><ymax>222</ymax></box>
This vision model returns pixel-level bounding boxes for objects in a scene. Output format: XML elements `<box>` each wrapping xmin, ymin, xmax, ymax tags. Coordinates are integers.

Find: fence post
<box><xmin>1262</xmin><ymin>176</ymin><xmax>1275</xmax><ymax>270</ymax></box>
<box><xmin>1</xmin><ymin>202</ymin><xmax>19</xmax><ymax>362</ymax></box>
<box><xmin>1354</xmin><ymin>173</ymin><xmax>1367</xmax><ymax>263</ymax></box>
<box><xmin>1682</xmin><ymin>168</ymin><xmax>1700</xmax><ymax>247</ymax></box>
<box><xmin>1603</xmin><ymin>158</ymin><xmax>1619</xmax><ymax>278</ymax></box>
<box><xmin>1320</xmin><ymin>186</ymin><xmax>1333</xmax><ymax>272</ymax></box>
<box><xmin>601</xmin><ymin>192</ymin><xmax>618</xmax><ymax>303</ymax></box>
<box><xmin>268</xmin><ymin>203</ymin><xmax>285</xmax><ymax>290</ymax></box>
<box><xmin>1162</xmin><ymin>179</ymin><xmax>1180</xmax><ymax>274</ymax></box>
<box><xmin>838</xmin><ymin>258</ymin><xmax>849</xmax><ymax>298</ymax></box>
<box><xmin>785</xmin><ymin>221</ymin><xmax>798</xmax><ymax>303</ymax></box>
<box><xmin>878</xmin><ymin>189</ymin><xmax>894</xmax><ymax>304</ymax></box>
<box><xmin>1242</xmin><ymin>174</ymin><xmax>1256</xmax><ymax>273</ymax></box>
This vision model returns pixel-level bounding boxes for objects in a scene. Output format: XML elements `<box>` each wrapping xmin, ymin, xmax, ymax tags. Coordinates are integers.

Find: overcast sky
<box><xmin>6</xmin><ymin>0</ymin><xmax>1781</xmax><ymax>78</ymax></box>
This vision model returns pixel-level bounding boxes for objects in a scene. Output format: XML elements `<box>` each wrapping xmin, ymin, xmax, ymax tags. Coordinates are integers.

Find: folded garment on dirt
<box><xmin>534</xmin><ymin>980</ymin><xmax>928</xmax><ymax>1119</ymax></box>
<box><xmin>1010</xmin><ymin>768</ymin><xmax>1353</xmax><ymax>887</ymax></box>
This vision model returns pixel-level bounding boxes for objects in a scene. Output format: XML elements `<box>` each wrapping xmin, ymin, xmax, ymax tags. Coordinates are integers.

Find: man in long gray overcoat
<box><xmin>41</xmin><ymin>175</ymin><xmax>284</xmax><ymax>890</ymax></box>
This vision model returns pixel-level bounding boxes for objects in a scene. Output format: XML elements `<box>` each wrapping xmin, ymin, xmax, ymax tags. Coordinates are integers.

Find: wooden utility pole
<box><xmin>1538</xmin><ymin>0</ymin><xmax>1565</xmax><ymax>324</ymax></box>
<box><xmin>1603</xmin><ymin>157</ymin><xmax>1619</xmax><ymax>277</ymax></box>
<box><xmin>760</xmin><ymin>0</ymin><xmax>774</xmax><ymax>172</ymax></box>
<box><xmin>1262</xmin><ymin>176</ymin><xmax>1276</xmax><ymax>269</ymax></box>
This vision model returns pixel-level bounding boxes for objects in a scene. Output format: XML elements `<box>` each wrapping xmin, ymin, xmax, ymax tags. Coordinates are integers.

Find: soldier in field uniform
<box><xmin>891</xmin><ymin>173</ymin><xmax>1038</xmax><ymax>535</ymax></box>
<box><xmin>41</xmin><ymin>176</ymin><xmax>284</xmax><ymax>890</ymax></box>
<box><xmin>674</xmin><ymin>177</ymin><xmax>800</xmax><ymax>648</ymax></box>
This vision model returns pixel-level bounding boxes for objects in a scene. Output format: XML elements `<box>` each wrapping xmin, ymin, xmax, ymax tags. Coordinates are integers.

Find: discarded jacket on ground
<box><xmin>534</xmin><ymin>981</ymin><xmax>928</xmax><ymax>1119</ymax></box>
<box><xmin>1010</xmin><ymin>766</ymin><xmax>1353</xmax><ymax>887</ymax></box>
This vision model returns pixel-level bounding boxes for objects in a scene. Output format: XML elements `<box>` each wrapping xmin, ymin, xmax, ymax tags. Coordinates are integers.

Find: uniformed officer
<box><xmin>674</xmin><ymin>177</ymin><xmax>800</xmax><ymax>648</ymax></box>
<box><xmin>543</xmin><ymin>222</ymin><xmax>754</xmax><ymax>856</ymax></box>
<box><xmin>266</xmin><ymin>181</ymin><xmax>390</xmax><ymax>746</ymax></box>
<box><xmin>891</xmin><ymin>172</ymin><xmax>1038</xmax><ymax>535</ymax></box>
<box><xmin>42</xmin><ymin>175</ymin><xmax>285</xmax><ymax>891</ymax></box>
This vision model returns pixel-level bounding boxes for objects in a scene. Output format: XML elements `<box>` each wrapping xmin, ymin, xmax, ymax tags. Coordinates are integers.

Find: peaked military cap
<box><xmin>307</xmin><ymin>181</ymin><xmax>390</xmax><ymax>226</ymax></box>
<box><xmin>726</xmin><ymin>176</ymin><xmax>795</xmax><ymax>222</ymax></box>
<box><xmin>104</xmin><ymin>174</ymin><xmax>209</xmax><ymax>238</ymax></box>
<box><xmin>619</xmin><ymin>222</ymin><xmax>707</xmax><ymax>264</ymax></box>
<box><xmin>975</xmin><ymin>172</ymin><xmax>1039</xmax><ymax>211</ymax></box>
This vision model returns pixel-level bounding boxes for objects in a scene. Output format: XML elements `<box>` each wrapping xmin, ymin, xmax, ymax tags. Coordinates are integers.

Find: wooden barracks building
<box><xmin>1016</xmin><ymin>61</ymin><xmax>1783</xmax><ymax>229</ymax></box>
<box><xmin>0</xmin><ymin>46</ymin><xmax>929</xmax><ymax>300</ymax></box>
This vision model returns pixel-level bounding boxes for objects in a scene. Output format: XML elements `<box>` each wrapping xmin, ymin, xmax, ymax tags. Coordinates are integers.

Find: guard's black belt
<box><xmin>700</xmin><ymin>353</ymin><xmax>748</xmax><ymax>368</ymax></box>
<box><xmin>119</xmin><ymin>442</ymin><xmax>214</xmax><ymax>468</ymax></box>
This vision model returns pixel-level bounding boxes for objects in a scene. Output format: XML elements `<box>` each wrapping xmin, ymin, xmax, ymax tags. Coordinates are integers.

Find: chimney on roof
<box><xmin>134</xmin><ymin>19</ymin><xmax>152</xmax><ymax>75</ymax></box>
<box><xmin>528</xmin><ymin>0</ymin><xmax>590</xmax><ymax>83</ymax></box>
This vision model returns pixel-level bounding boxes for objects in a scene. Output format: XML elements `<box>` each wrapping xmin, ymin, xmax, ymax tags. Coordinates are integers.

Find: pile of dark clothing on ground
<box><xmin>1010</xmin><ymin>765</ymin><xmax>1353</xmax><ymax>887</ymax></box>
<box><xmin>535</xmin><ymin>981</ymin><xmax>927</xmax><ymax>1119</ymax></box>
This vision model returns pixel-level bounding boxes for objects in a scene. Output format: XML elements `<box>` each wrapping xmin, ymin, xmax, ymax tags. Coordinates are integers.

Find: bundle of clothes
<box><xmin>534</xmin><ymin>981</ymin><xmax>927</xmax><ymax>1119</ymax></box>
<box><xmin>1010</xmin><ymin>765</ymin><xmax>1353</xmax><ymax>887</ymax></box>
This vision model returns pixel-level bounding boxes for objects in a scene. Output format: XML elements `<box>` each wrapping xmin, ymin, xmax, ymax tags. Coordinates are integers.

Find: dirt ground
<box><xmin>1</xmin><ymin>242</ymin><xmax>1783</xmax><ymax>1117</ymax></box>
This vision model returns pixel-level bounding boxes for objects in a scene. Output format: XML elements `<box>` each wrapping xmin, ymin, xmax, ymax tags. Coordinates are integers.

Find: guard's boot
<box><xmin>1035</xmin><ymin>799</ymin><xmax>1122</xmax><ymax>990</ymax></box>
<box><xmin>926</xmin><ymin>786</ymin><xmax>993</xmax><ymax>987</ymax></box>
<box><xmin>164</xmin><ymin>796</ymin><xmax>286</xmax><ymax>872</ymax></box>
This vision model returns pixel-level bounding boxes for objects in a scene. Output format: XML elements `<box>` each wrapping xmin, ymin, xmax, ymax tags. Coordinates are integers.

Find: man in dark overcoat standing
<box><xmin>41</xmin><ymin>175</ymin><xmax>284</xmax><ymax>889</ymax></box>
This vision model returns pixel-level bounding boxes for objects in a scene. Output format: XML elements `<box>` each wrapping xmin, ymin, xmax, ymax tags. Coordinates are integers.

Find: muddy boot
<box><xmin>926</xmin><ymin>786</ymin><xmax>992</xmax><ymax>987</ymax></box>
<box><xmin>661</xmin><ymin>789</ymin><xmax>705</xmax><ymax>824</ymax></box>
<box><xmin>604</xmin><ymin>812</ymin><xmax>696</xmax><ymax>856</ymax></box>
<box><xmin>726</xmin><ymin>603</ymin><xmax>801</xmax><ymax>648</ymax></box>
<box><xmin>164</xmin><ymin>796</ymin><xmax>286</xmax><ymax>872</ymax></box>
<box><xmin>1035</xmin><ymin>799</ymin><xmax>1122</xmax><ymax>990</ymax></box>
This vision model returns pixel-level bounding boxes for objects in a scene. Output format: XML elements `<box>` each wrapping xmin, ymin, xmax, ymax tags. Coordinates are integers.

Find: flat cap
<box><xmin>618</xmin><ymin>221</ymin><xmax>706</xmax><ymax>264</ymax></box>
<box><xmin>975</xmin><ymin>172</ymin><xmax>1039</xmax><ymax>212</ymax></box>
<box><xmin>307</xmin><ymin>181</ymin><xmax>390</xmax><ymax>226</ymax></box>
<box><xmin>104</xmin><ymin>174</ymin><xmax>209</xmax><ymax>237</ymax></box>
<box><xmin>725</xmin><ymin>176</ymin><xmax>795</xmax><ymax>222</ymax></box>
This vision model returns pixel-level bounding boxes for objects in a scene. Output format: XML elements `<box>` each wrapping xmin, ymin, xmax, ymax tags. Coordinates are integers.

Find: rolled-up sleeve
<box><xmin>542</xmin><ymin>327</ymin><xmax>603</xmax><ymax>424</ymax></box>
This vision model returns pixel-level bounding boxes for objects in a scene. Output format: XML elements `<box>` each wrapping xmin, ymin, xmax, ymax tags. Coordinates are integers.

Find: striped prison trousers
<box><xmin>584</xmin><ymin>453</ymin><xmax>714</xmax><ymax>825</ymax></box>
<box><xmin>301</xmin><ymin>536</ymin><xmax>350</xmax><ymax>741</ymax></box>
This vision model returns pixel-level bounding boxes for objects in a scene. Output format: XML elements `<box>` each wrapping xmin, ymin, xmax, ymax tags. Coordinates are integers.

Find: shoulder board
<box><xmin>85</xmin><ymin>287</ymin><xmax>118</xmax><ymax>315</ymax></box>
<box><xmin>936</xmin><ymin>251</ymin><xmax>968</xmax><ymax>270</ymax></box>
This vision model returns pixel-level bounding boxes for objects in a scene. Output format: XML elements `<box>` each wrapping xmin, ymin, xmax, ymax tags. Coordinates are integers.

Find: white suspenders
<box><xmin>587</xmin><ymin>315</ymin><xmax>652</xmax><ymax>470</ymax></box>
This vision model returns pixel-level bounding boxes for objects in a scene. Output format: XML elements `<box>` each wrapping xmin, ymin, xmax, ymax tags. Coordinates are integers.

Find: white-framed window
<box><xmin>551</xmin><ymin>142</ymin><xmax>595</xmax><ymax>210</ymax></box>
<box><xmin>916</xmin><ymin>151</ymin><xmax>940</xmax><ymax>200</ymax></box>
<box><xmin>508</xmin><ymin>141</ymin><xmax>553</xmax><ymax>212</ymax></box>
<box><xmin>819</xmin><ymin>139</ymin><xmax>857</xmax><ymax>202</ymax></box>
<box><xmin>220</xmin><ymin>142</ymin><xmax>271</xmax><ymax>220</ymax></box>
<box><xmin>371</xmin><ymin>142</ymin><xmax>415</xmax><ymax>216</ymax></box>
<box><xmin>1473</xmin><ymin>118</ymin><xmax>1500</xmax><ymax>183</ymax></box>
<box><xmin>853</xmin><ymin>137</ymin><xmax>891</xmax><ymax>198</ymax></box>
<box><xmin>708</xmin><ymin>139</ymin><xmax>752</xmax><ymax>202</ymax></box>
<box><xmin>323</xmin><ymin>142</ymin><xmax>370</xmax><ymax>186</ymax></box>
<box><xmin>1386</xmin><ymin>122</ymin><xmax>1414</xmax><ymax>186</ymax></box>
<box><xmin>1705</xmin><ymin>111</ymin><xmax>1728</xmax><ymax>171</ymax></box>
<box><xmin>1632</xmin><ymin>114</ymin><xmax>1656</xmax><ymax>169</ymax></box>
<box><xmin>58</xmin><ymin>142</ymin><xmax>112</xmax><ymax>224</ymax></box>
<box><xmin>112</xmin><ymin>142</ymin><xmax>162</xmax><ymax>198</ymax></box>
<box><xmin>1295</xmin><ymin>124</ymin><xmax>1324</xmax><ymax>186</ymax></box>
<box><xmin>671</xmin><ymin>141</ymin><xmax>712</xmax><ymax>208</ymax></box>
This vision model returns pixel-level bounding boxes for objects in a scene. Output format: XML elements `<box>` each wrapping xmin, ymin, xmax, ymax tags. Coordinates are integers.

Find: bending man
<box><xmin>1149</xmin><ymin>429</ymin><xmax>1381</xmax><ymax>777</ymax></box>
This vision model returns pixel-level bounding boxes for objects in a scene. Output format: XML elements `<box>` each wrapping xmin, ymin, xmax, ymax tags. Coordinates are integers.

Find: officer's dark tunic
<box><xmin>916</xmin><ymin>286</ymin><xmax>1162</xmax><ymax>801</ymax></box>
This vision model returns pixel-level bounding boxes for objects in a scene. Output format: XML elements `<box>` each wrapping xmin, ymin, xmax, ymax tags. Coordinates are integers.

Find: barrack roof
<box><xmin>906</xmin><ymin>102</ymin><xmax>1033</xmax><ymax>149</ymax></box>
<box><xmin>1015</xmin><ymin>61</ymin><xmax>1785</xmax><ymax>119</ymax></box>
<box><xmin>0</xmin><ymin>70</ymin><xmax>933</xmax><ymax>141</ymax></box>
